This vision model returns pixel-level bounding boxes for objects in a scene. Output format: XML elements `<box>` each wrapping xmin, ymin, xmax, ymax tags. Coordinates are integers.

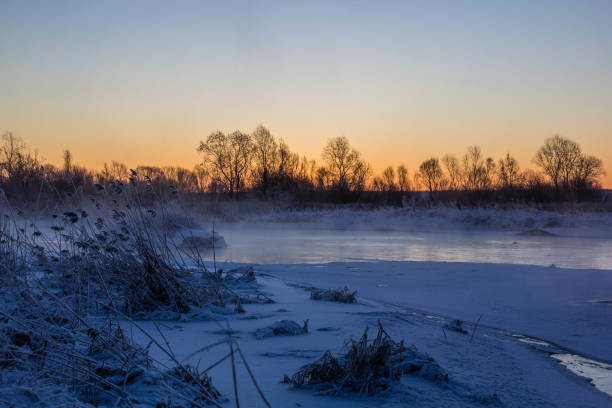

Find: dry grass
<box><xmin>1</xmin><ymin>175</ymin><xmax>267</xmax><ymax>318</ymax></box>
<box><xmin>0</xmin><ymin>173</ymin><xmax>273</xmax><ymax>407</ymax></box>
<box><xmin>285</xmin><ymin>322</ymin><xmax>448</xmax><ymax>396</ymax></box>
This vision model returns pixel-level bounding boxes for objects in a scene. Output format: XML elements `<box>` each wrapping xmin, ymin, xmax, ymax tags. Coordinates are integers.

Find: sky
<box><xmin>1</xmin><ymin>0</ymin><xmax>611</xmax><ymax>186</ymax></box>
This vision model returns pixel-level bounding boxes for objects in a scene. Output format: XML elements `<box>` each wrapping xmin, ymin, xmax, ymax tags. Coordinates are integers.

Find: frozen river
<box><xmin>214</xmin><ymin>223</ymin><xmax>612</xmax><ymax>270</ymax></box>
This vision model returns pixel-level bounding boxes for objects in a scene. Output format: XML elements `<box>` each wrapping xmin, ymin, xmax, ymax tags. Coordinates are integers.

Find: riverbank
<box><xmin>123</xmin><ymin>264</ymin><xmax>612</xmax><ymax>407</ymax></box>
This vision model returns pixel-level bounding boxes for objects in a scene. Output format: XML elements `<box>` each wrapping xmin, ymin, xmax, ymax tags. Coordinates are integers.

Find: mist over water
<box><xmin>211</xmin><ymin>223</ymin><xmax>612</xmax><ymax>270</ymax></box>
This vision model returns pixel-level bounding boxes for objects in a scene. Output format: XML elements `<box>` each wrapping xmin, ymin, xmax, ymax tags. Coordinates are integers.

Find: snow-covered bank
<box><xmin>4</xmin><ymin>201</ymin><xmax>612</xmax><ymax>406</ymax></box>
<box><xmin>257</xmin><ymin>261</ymin><xmax>612</xmax><ymax>364</ymax></box>
<box><xmin>125</xmin><ymin>272</ymin><xmax>612</xmax><ymax>407</ymax></box>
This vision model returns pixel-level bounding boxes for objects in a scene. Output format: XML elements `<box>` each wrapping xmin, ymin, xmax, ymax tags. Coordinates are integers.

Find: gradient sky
<box><xmin>1</xmin><ymin>1</ymin><xmax>611</xmax><ymax>186</ymax></box>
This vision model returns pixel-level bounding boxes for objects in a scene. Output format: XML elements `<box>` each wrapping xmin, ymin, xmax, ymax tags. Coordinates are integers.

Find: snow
<box><xmin>123</xmin><ymin>271</ymin><xmax>612</xmax><ymax>407</ymax></box>
<box><xmin>258</xmin><ymin>261</ymin><xmax>612</xmax><ymax>364</ymax></box>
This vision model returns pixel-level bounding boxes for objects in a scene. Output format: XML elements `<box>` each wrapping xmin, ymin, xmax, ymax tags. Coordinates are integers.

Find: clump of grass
<box><xmin>285</xmin><ymin>322</ymin><xmax>448</xmax><ymax>396</ymax></box>
<box><xmin>310</xmin><ymin>287</ymin><xmax>357</xmax><ymax>303</ymax></box>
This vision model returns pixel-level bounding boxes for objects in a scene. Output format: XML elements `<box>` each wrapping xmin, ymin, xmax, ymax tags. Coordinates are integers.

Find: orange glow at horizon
<box><xmin>9</xmin><ymin>122</ymin><xmax>611</xmax><ymax>189</ymax></box>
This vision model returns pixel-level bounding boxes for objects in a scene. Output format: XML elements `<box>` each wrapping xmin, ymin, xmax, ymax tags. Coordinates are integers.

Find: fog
<box><xmin>212</xmin><ymin>222</ymin><xmax>612</xmax><ymax>270</ymax></box>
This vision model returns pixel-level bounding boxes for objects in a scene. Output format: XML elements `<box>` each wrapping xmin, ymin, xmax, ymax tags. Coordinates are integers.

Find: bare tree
<box><xmin>315</xmin><ymin>166</ymin><xmax>331</xmax><ymax>191</ymax></box>
<box><xmin>193</xmin><ymin>164</ymin><xmax>210</xmax><ymax>192</ymax></box>
<box><xmin>371</xmin><ymin>176</ymin><xmax>385</xmax><ymax>192</ymax></box>
<box><xmin>382</xmin><ymin>166</ymin><xmax>396</xmax><ymax>191</ymax></box>
<box><xmin>294</xmin><ymin>155</ymin><xmax>316</xmax><ymax>190</ymax></box>
<box><xmin>198</xmin><ymin>130</ymin><xmax>253</xmax><ymax>197</ymax></box>
<box><xmin>1</xmin><ymin>132</ymin><xmax>26</xmax><ymax>180</ymax></box>
<box><xmin>523</xmin><ymin>169</ymin><xmax>544</xmax><ymax>190</ymax></box>
<box><xmin>535</xmin><ymin>135</ymin><xmax>582</xmax><ymax>189</ymax></box>
<box><xmin>0</xmin><ymin>132</ymin><xmax>41</xmax><ymax>190</ymax></box>
<box><xmin>397</xmin><ymin>165</ymin><xmax>409</xmax><ymax>192</ymax></box>
<box><xmin>322</xmin><ymin>136</ymin><xmax>371</xmax><ymax>192</ymax></box>
<box><xmin>102</xmin><ymin>161</ymin><xmax>129</xmax><ymax>181</ymax></box>
<box><xmin>572</xmin><ymin>155</ymin><xmax>605</xmax><ymax>189</ymax></box>
<box><xmin>498</xmin><ymin>153</ymin><xmax>522</xmax><ymax>188</ymax></box>
<box><xmin>251</xmin><ymin>125</ymin><xmax>278</xmax><ymax>194</ymax></box>
<box><xmin>162</xmin><ymin>166</ymin><xmax>199</xmax><ymax>192</ymax></box>
<box><xmin>351</xmin><ymin>160</ymin><xmax>371</xmax><ymax>193</ymax></box>
<box><xmin>275</xmin><ymin>139</ymin><xmax>299</xmax><ymax>189</ymax></box>
<box><xmin>441</xmin><ymin>154</ymin><xmax>461</xmax><ymax>191</ymax></box>
<box><xmin>462</xmin><ymin>146</ymin><xmax>483</xmax><ymax>191</ymax></box>
<box><xmin>462</xmin><ymin>146</ymin><xmax>495</xmax><ymax>191</ymax></box>
<box><xmin>416</xmin><ymin>158</ymin><xmax>446</xmax><ymax>200</ymax></box>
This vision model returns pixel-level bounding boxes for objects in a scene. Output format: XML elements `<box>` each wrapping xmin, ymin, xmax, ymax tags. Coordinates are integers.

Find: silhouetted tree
<box><xmin>441</xmin><ymin>154</ymin><xmax>461</xmax><ymax>191</ymax></box>
<box><xmin>523</xmin><ymin>169</ymin><xmax>544</xmax><ymax>189</ymax></box>
<box><xmin>315</xmin><ymin>166</ymin><xmax>331</xmax><ymax>191</ymax></box>
<box><xmin>572</xmin><ymin>155</ymin><xmax>605</xmax><ymax>190</ymax></box>
<box><xmin>0</xmin><ymin>132</ymin><xmax>42</xmax><ymax>195</ymax></box>
<box><xmin>193</xmin><ymin>164</ymin><xmax>210</xmax><ymax>192</ymax></box>
<box><xmin>498</xmin><ymin>153</ymin><xmax>522</xmax><ymax>188</ymax></box>
<box><xmin>382</xmin><ymin>166</ymin><xmax>396</xmax><ymax>191</ymax></box>
<box><xmin>198</xmin><ymin>130</ymin><xmax>253</xmax><ymax>197</ymax></box>
<box><xmin>462</xmin><ymin>146</ymin><xmax>495</xmax><ymax>192</ymax></box>
<box><xmin>1</xmin><ymin>132</ymin><xmax>27</xmax><ymax>181</ymax></box>
<box><xmin>102</xmin><ymin>161</ymin><xmax>129</xmax><ymax>181</ymax></box>
<box><xmin>251</xmin><ymin>125</ymin><xmax>278</xmax><ymax>194</ymax></box>
<box><xmin>371</xmin><ymin>176</ymin><xmax>384</xmax><ymax>192</ymax></box>
<box><xmin>535</xmin><ymin>135</ymin><xmax>581</xmax><ymax>190</ymax></box>
<box><xmin>162</xmin><ymin>166</ymin><xmax>199</xmax><ymax>193</ymax></box>
<box><xmin>397</xmin><ymin>165</ymin><xmax>409</xmax><ymax>192</ymax></box>
<box><xmin>416</xmin><ymin>158</ymin><xmax>445</xmax><ymax>200</ymax></box>
<box><xmin>275</xmin><ymin>139</ymin><xmax>300</xmax><ymax>190</ymax></box>
<box><xmin>322</xmin><ymin>136</ymin><xmax>371</xmax><ymax>193</ymax></box>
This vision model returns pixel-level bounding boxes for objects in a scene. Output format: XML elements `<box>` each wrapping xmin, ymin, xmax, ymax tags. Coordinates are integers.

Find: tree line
<box><xmin>409</xmin><ymin>136</ymin><xmax>604</xmax><ymax>202</ymax></box>
<box><xmin>197</xmin><ymin>127</ymin><xmax>605</xmax><ymax>202</ymax></box>
<box><xmin>0</xmin><ymin>128</ymin><xmax>606</xmax><ymax>208</ymax></box>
